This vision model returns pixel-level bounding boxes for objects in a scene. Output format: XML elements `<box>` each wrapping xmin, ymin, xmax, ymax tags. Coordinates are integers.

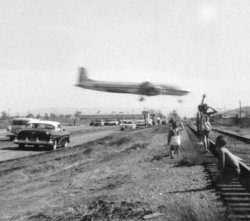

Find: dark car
<box><xmin>93</xmin><ymin>119</ymin><xmax>105</xmax><ymax>126</ymax></box>
<box><xmin>6</xmin><ymin>118</ymin><xmax>36</xmax><ymax>141</ymax></box>
<box><xmin>14</xmin><ymin>120</ymin><xmax>70</xmax><ymax>150</ymax></box>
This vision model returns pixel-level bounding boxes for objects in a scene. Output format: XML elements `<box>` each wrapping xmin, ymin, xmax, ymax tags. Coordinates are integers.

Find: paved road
<box><xmin>0</xmin><ymin>126</ymin><xmax>119</xmax><ymax>162</ymax></box>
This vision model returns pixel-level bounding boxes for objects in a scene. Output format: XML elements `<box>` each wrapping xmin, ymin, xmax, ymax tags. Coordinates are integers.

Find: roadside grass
<box><xmin>176</xmin><ymin>151</ymin><xmax>204</xmax><ymax>167</ymax></box>
<box><xmin>109</xmin><ymin>136</ymin><xmax>131</xmax><ymax>146</ymax></box>
<box><xmin>25</xmin><ymin>197</ymin><xmax>226</xmax><ymax>221</ymax></box>
<box><xmin>167</xmin><ymin>198</ymin><xmax>226</xmax><ymax>221</ymax></box>
<box><xmin>26</xmin><ymin>199</ymin><xmax>154</xmax><ymax>221</ymax></box>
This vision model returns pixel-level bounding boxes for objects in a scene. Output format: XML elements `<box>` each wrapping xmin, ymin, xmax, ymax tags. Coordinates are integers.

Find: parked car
<box><xmin>146</xmin><ymin>119</ymin><xmax>153</xmax><ymax>126</ymax></box>
<box><xmin>120</xmin><ymin>120</ymin><xmax>136</xmax><ymax>131</ymax></box>
<box><xmin>13</xmin><ymin>120</ymin><xmax>70</xmax><ymax>150</ymax></box>
<box><xmin>134</xmin><ymin>119</ymin><xmax>147</xmax><ymax>127</ymax></box>
<box><xmin>6</xmin><ymin>118</ymin><xmax>36</xmax><ymax>141</ymax></box>
<box><xmin>105</xmin><ymin>119</ymin><xmax>119</xmax><ymax>126</ymax></box>
<box><xmin>93</xmin><ymin>119</ymin><xmax>105</xmax><ymax>126</ymax></box>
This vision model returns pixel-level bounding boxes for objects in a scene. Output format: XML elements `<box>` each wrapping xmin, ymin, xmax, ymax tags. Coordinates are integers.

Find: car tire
<box><xmin>53</xmin><ymin>141</ymin><xmax>57</xmax><ymax>150</ymax></box>
<box><xmin>62</xmin><ymin>140</ymin><xmax>69</xmax><ymax>148</ymax></box>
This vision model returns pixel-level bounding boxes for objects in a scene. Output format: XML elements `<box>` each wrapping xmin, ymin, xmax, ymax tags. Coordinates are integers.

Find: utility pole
<box><xmin>239</xmin><ymin>100</ymin><xmax>242</xmax><ymax>119</ymax></box>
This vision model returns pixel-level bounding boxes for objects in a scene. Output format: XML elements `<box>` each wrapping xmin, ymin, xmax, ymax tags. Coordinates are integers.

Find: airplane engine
<box><xmin>138</xmin><ymin>82</ymin><xmax>161</xmax><ymax>96</ymax></box>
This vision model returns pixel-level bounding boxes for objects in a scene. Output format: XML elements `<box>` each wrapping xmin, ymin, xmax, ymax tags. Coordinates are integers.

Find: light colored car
<box><xmin>6</xmin><ymin>118</ymin><xmax>36</xmax><ymax>141</ymax></box>
<box><xmin>120</xmin><ymin>120</ymin><xmax>136</xmax><ymax>131</ymax></box>
<box><xmin>146</xmin><ymin>119</ymin><xmax>153</xmax><ymax>126</ymax></box>
<box><xmin>14</xmin><ymin>120</ymin><xmax>70</xmax><ymax>150</ymax></box>
<box><xmin>105</xmin><ymin>119</ymin><xmax>119</xmax><ymax>126</ymax></box>
<box><xmin>134</xmin><ymin>119</ymin><xmax>147</xmax><ymax>127</ymax></box>
<box><xmin>93</xmin><ymin>119</ymin><xmax>105</xmax><ymax>126</ymax></box>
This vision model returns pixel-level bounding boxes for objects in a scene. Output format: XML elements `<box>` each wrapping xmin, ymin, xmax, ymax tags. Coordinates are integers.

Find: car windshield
<box><xmin>27</xmin><ymin>123</ymin><xmax>55</xmax><ymax>130</ymax></box>
<box><xmin>12</xmin><ymin>120</ymin><xmax>29</xmax><ymax>126</ymax></box>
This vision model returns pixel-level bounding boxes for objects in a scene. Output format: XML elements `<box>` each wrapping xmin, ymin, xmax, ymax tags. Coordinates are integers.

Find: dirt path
<box><xmin>0</xmin><ymin>126</ymin><xmax>226</xmax><ymax>220</ymax></box>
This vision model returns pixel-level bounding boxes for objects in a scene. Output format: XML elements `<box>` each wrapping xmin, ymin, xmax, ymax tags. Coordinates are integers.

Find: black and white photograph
<box><xmin>1</xmin><ymin>0</ymin><xmax>250</xmax><ymax>220</ymax></box>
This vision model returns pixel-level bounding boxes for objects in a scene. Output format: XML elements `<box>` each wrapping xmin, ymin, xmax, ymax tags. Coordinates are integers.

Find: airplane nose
<box><xmin>182</xmin><ymin>88</ymin><xmax>190</xmax><ymax>94</ymax></box>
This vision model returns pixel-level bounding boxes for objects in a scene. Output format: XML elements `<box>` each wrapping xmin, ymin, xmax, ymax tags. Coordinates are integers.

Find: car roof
<box><xmin>27</xmin><ymin>120</ymin><xmax>60</xmax><ymax>127</ymax></box>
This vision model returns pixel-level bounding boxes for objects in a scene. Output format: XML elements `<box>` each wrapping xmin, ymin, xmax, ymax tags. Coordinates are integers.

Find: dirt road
<box><xmin>0</xmin><ymin>126</ymin><xmax>119</xmax><ymax>162</ymax></box>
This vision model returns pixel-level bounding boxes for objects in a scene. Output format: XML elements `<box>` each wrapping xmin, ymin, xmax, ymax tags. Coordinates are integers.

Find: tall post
<box><xmin>239</xmin><ymin>100</ymin><xmax>242</xmax><ymax>119</ymax></box>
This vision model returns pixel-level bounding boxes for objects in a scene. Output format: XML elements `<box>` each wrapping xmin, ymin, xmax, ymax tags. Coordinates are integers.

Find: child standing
<box><xmin>167</xmin><ymin>122</ymin><xmax>184</xmax><ymax>159</ymax></box>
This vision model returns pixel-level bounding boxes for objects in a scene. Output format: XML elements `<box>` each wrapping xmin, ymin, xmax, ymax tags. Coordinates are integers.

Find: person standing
<box><xmin>200</xmin><ymin>115</ymin><xmax>212</xmax><ymax>151</ymax></box>
<box><xmin>167</xmin><ymin>122</ymin><xmax>184</xmax><ymax>159</ymax></box>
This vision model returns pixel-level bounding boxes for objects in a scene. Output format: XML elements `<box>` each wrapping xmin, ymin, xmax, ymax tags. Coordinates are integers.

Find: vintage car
<box><xmin>146</xmin><ymin>119</ymin><xmax>153</xmax><ymax>126</ymax></box>
<box><xmin>93</xmin><ymin>119</ymin><xmax>105</xmax><ymax>126</ymax></box>
<box><xmin>134</xmin><ymin>119</ymin><xmax>147</xmax><ymax>127</ymax></box>
<box><xmin>14</xmin><ymin>120</ymin><xmax>70</xmax><ymax>150</ymax></box>
<box><xmin>120</xmin><ymin>120</ymin><xmax>136</xmax><ymax>131</ymax></box>
<box><xmin>104</xmin><ymin>119</ymin><xmax>119</xmax><ymax>126</ymax></box>
<box><xmin>6</xmin><ymin>118</ymin><xmax>36</xmax><ymax>141</ymax></box>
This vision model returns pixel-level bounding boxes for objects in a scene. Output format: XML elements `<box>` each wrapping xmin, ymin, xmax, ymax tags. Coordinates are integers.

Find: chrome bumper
<box><xmin>14</xmin><ymin>138</ymin><xmax>53</xmax><ymax>146</ymax></box>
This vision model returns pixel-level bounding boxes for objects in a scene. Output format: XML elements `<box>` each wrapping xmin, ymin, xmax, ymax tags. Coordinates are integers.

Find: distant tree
<box><xmin>74</xmin><ymin>111</ymin><xmax>82</xmax><ymax>118</ymax></box>
<box><xmin>65</xmin><ymin>114</ymin><xmax>71</xmax><ymax>119</ymax></box>
<box><xmin>26</xmin><ymin>113</ymin><xmax>34</xmax><ymax>118</ymax></box>
<box><xmin>59</xmin><ymin>114</ymin><xmax>65</xmax><ymax>119</ymax></box>
<box><xmin>36</xmin><ymin>113</ymin><xmax>41</xmax><ymax>119</ymax></box>
<box><xmin>50</xmin><ymin>113</ymin><xmax>57</xmax><ymax>118</ymax></box>
<box><xmin>44</xmin><ymin>113</ymin><xmax>49</xmax><ymax>120</ymax></box>
<box><xmin>1</xmin><ymin>111</ymin><xmax>8</xmax><ymax>120</ymax></box>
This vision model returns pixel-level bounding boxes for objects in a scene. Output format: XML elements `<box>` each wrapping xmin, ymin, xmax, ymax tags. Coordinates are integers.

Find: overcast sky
<box><xmin>1</xmin><ymin>0</ymin><xmax>250</xmax><ymax>117</ymax></box>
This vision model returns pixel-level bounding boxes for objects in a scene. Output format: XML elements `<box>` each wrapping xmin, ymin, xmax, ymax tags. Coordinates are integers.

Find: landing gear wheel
<box><xmin>53</xmin><ymin>141</ymin><xmax>57</xmax><ymax>150</ymax></box>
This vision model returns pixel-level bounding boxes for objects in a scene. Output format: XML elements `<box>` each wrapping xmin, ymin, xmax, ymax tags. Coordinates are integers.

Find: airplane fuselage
<box><xmin>76</xmin><ymin>79</ymin><xmax>189</xmax><ymax>96</ymax></box>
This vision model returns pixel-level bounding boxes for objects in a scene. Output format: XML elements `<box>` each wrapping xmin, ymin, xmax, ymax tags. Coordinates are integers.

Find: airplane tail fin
<box><xmin>78</xmin><ymin>67</ymin><xmax>89</xmax><ymax>83</ymax></box>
